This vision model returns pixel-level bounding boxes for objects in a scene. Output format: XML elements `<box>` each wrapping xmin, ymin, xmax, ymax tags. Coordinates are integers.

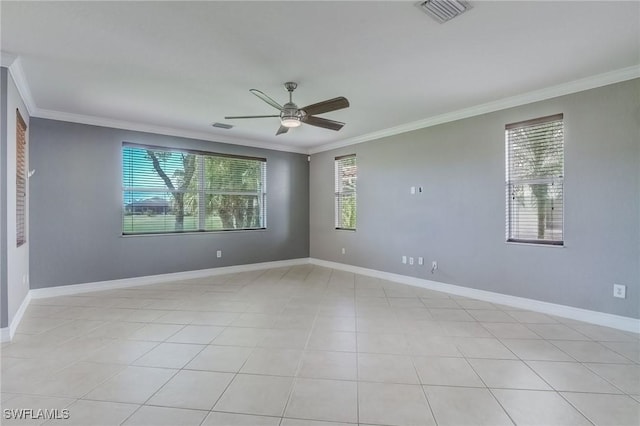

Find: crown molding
<box><xmin>32</xmin><ymin>108</ymin><xmax>308</xmax><ymax>154</ymax></box>
<box><xmin>309</xmin><ymin>65</ymin><xmax>640</xmax><ymax>154</ymax></box>
<box><xmin>1</xmin><ymin>53</ymin><xmax>37</xmax><ymax>115</ymax></box>
<box><xmin>4</xmin><ymin>49</ymin><xmax>637</xmax><ymax>156</ymax></box>
<box><xmin>0</xmin><ymin>51</ymin><xmax>306</xmax><ymax>154</ymax></box>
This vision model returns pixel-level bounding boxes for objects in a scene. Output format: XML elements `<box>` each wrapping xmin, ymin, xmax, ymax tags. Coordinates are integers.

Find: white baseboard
<box><xmin>309</xmin><ymin>258</ymin><xmax>640</xmax><ymax>334</ymax></box>
<box><xmin>2</xmin><ymin>258</ymin><xmax>309</xmax><ymax>341</ymax></box>
<box><xmin>3</xmin><ymin>257</ymin><xmax>637</xmax><ymax>341</ymax></box>
<box><xmin>30</xmin><ymin>258</ymin><xmax>311</xmax><ymax>299</ymax></box>
<box><xmin>0</xmin><ymin>291</ymin><xmax>32</xmax><ymax>342</ymax></box>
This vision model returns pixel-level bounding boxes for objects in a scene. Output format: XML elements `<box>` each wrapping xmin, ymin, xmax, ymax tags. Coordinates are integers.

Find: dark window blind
<box><xmin>122</xmin><ymin>143</ymin><xmax>266</xmax><ymax>235</ymax></box>
<box><xmin>16</xmin><ymin>110</ymin><xmax>27</xmax><ymax>247</ymax></box>
<box><xmin>506</xmin><ymin>114</ymin><xmax>564</xmax><ymax>245</ymax></box>
<box><xmin>335</xmin><ymin>154</ymin><xmax>357</xmax><ymax>230</ymax></box>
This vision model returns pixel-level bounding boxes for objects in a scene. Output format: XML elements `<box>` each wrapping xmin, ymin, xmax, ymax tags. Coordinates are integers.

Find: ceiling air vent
<box><xmin>212</xmin><ymin>122</ymin><xmax>233</xmax><ymax>130</ymax></box>
<box><xmin>416</xmin><ymin>0</ymin><xmax>471</xmax><ymax>23</ymax></box>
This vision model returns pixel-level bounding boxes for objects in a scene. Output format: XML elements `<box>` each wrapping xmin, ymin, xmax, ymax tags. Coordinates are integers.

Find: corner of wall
<box><xmin>1</xmin><ymin>66</ymin><xmax>9</xmax><ymax>329</ymax></box>
<box><xmin>2</xmin><ymin>65</ymin><xmax>31</xmax><ymax>330</ymax></box>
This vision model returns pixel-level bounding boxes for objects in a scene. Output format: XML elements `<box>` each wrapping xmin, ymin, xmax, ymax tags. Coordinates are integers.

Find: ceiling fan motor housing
<box><xmin>280</xmin><ymin>82</ymin><xmax>303</xmax><ymax>126</ymax></box>
<box><xmin>281</xmin><ymin>102</ymin><xmax>303</xmax><ymax>119</ymax></box>
<box><xmin>280</xmin><ymin>102</ymin><xmax>302</xmax><ymax>127</ymax></box>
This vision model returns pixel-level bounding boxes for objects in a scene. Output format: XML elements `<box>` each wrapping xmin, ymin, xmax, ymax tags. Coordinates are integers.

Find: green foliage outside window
<box><xmin>123</xmin><ymin>144</ymin><xmax>266</xmax><ymax>234</ymax></box>
<box><xmin>335</xmin><ymin>155</ymin><xmax>357</xmax><ymax>230</ymax></box>
<box><xmin>506</xmin><ymin>115</ymin><xmax>564</xmax><ymax>244</ymax></box>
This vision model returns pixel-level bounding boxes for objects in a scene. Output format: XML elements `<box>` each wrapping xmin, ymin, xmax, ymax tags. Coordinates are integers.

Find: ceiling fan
<box><xmin>225</xmin><ymin>82</ymin><xmax>349</xmax><ymax>135</ymax></box>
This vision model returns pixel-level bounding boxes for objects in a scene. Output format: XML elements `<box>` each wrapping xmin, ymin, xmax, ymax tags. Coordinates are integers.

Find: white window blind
<box><xmin>122</xmin><ymin>143</ymin><xmax>266</xmax><ymax>234</ymax></box>
<box><xmin>506</xmin><ymin>114</ymin><xmax>564</xmax><ymax>245</ymax></box>
<box><xmin>16</xmin><ymin>109</ymin><xmax>27</xmax><ymax>247</ymax></box>
<box><xmin>16</xmin><ymin>110</ymin><xmax>27</xmax><ymax>247</ymax></box>
<box><xmin>335</xmin><ymin>154</ymin><xmax>357</xmax><ymax>230</ymax></box>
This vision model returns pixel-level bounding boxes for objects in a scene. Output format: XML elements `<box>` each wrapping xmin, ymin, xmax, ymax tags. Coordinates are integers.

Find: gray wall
<box><xmin>29</xmin><ymin>119</ymin><xmax>309</xmax><ymax>289</ymax></box>
<box><xmin>310</xmin><ymin>79</ymin><xmax>640</xmax><ymax>319</ymax></box>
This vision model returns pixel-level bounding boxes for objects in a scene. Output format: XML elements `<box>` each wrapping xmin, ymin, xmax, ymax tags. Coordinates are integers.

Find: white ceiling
<box><xmin>1</xmin><ymin>1</ymin><xmax>639</xmax><ymax>153</ymax></box>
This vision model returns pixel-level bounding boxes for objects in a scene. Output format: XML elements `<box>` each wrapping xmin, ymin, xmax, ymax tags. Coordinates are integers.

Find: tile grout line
<box><xmin>4</xmin><ymin>265</ymin><xmax>638</xmax><ymax>425</ymax></box>
<box><xmin>279</xmin><ymin>264</ymin><xmax>335</xmax><ymax>424</ymax></box>
<box><xmin>556</xmin><ymin>391</ymin><xmax>598</xmax><ymax>426</ymax></box>
<box><xmin>352</xmin><ymin>271</ymin><xmax>360</xmax><ymax>426</ymax></box>
<box><xmin>132</xmin><ymin>269</ymin><xmax>262</xmax><ymax>424</ymax></box>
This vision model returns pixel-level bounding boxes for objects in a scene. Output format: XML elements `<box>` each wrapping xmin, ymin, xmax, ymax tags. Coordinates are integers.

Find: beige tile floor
<box><xmin>1</xmin><ymin>265</ymin><xmax>638</xmax><ymax>426</ymax></box>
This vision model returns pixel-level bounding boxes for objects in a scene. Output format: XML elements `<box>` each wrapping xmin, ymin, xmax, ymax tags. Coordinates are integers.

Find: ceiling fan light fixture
<box><xmin>281</xmin><ymin>117</ymin><xmax>301</xmax><ymax>128</ymax></box>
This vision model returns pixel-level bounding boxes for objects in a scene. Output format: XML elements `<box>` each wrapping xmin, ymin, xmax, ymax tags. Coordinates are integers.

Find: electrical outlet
<box><xmin>613</xmin><ymin>284</ymin><xmax>626</xmax><ymax>299</ymax></box>
<box><xmin>341</xmin><ymin>247</ymin><xmax>346</xmax><ymax>254</ymax></box>
<box><xmin>409</xmin><ymin>257</ymin><xmax>414</xmax><ymax>265</ymax></box>
<box><xmin>418</xmin><ymin>257</ymin><xmax>424</xmax><ymax>265</ymax></box>
<box><xmin>216</xmin><ymin>250</ymin><xmax>222</xmax><ymax>258</ymax></box>
<box><xmin>402</xmin><ymin>256</ymin><xmax>407</xmax><ymax>264</ymax></box>
<box><xmin>410</xmin><ymin>186</ymin><xmax>416</xmax><ymax>195</ymax></box>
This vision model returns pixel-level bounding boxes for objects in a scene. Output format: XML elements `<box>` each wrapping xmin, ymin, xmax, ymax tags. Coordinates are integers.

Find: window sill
<box><xmin>506</xmin><ymin>240</ymin><xmax>564</xmax><ymax>248</ymax></box>
<box><xmin>122</xmin><ymin>228</ymin><xmax>267</xmax><ymax>237</ymax></box>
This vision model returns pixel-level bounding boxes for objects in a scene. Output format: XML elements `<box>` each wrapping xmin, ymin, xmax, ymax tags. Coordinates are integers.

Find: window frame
<box><xmin>334</xmin><ymin>154</ymin><xmax>357</xmax><ymax>231</ymax></box>
<box><xmin>16</xmin><ymin>109</ymin><xmax>27</xmax><ymax>247</ymax></box>
<box><xmin>505</xmin><ymin>114</ymin><xmax>564</xmax><ymax>246</ymax></box>
<box><xmin>122</xmin><ymin>142</ymin><xmax>267</xmax><ymax>236</ymax></box>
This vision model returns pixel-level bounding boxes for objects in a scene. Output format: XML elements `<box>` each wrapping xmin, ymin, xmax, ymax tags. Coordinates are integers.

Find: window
<box><xmin>335</xmin><ymin>154</ymin><xmax>357</xmax><ymax>230</ymax></box>
<box><xmin>16</xmin><ymin>110</ymin><xmax>27</xmax><ymax>247</ymax></box>
<box><xmin>122</xmin><ymin>143</ymin><xmax>266</xmax><ymax>235</ymax></box>
<box><xmin>506</xmin><ymin>114</ymin><xmax>564</xmax><ymax>245</ymax></box>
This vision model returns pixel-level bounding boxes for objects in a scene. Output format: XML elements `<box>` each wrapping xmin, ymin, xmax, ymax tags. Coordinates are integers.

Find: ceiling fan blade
<box><xmin>250</xmin><ymin>89</ymin><xmax>284</xmax><ymax>111</ymax></box>
<box><xmin>301</xmin><ymin>97</ymin><xmax>349</xmax><ymax>116</ymax></box>
<box><xmin>224</xmin><ymin>115</ymin><xmax>280</xmax><ymax>119</ymax></box>
<box><xmin>302</xmin><ymin>115</ymin><xmax>345</xmax><ymax>131</ymax></box>
<box><xmin>276</xmin><ymin>125</ymin><xmax>289</xmax><ymax>135</ymax></box>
